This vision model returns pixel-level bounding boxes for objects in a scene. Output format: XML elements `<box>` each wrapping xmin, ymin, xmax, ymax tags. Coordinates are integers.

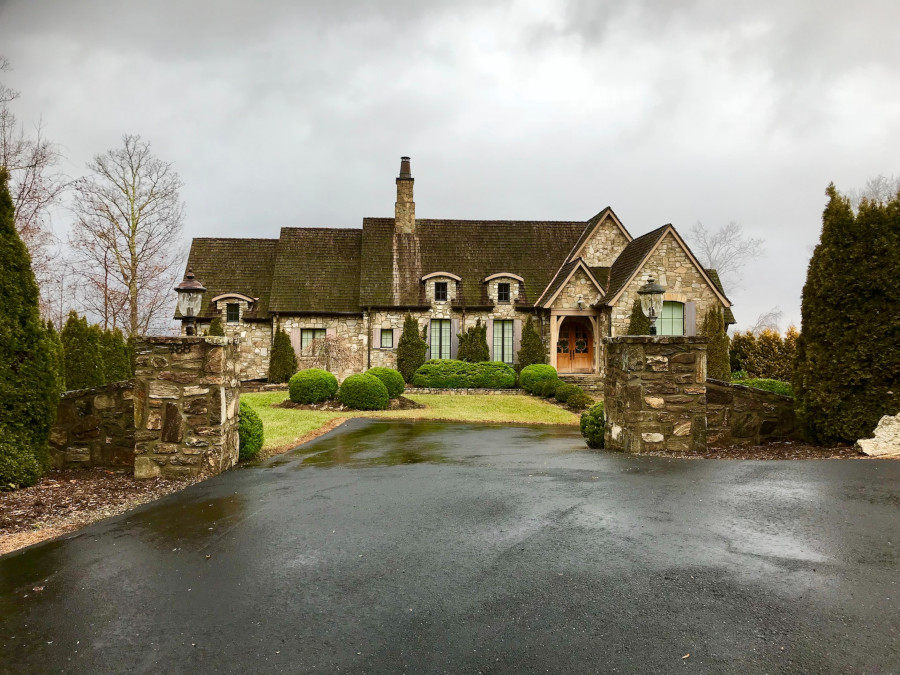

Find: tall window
<box><xmin>493</xmin><ymin>319</ymin><xmax>514</xmax><ymax>364</ymax></box>
<box><xmin>497</xmin><ymin>283</ymin><xmax>510</xmax><ymax>303</ymax></box>
<box><xmin>226</xmin><ymin>303</ymin><xmax>240</xmax><ymax>323</ymax></box>
<box><xmin>434</xmin><ymin>281</ymin><xmax>448</xmax><ymax>302</ymax></box>
<box><xmin>659</xmin><ymin>302</ymin><xmax>685</xmax><ymax>336</ymax></box>
<box><xmin>430</xmin><ymin>319</ymin><xmax>451</xmax><ymax>359</ymax></box>
<box><xmin>301</xmin><ymin>328</ymin><xmax>326</xmax><ymax>351</ymax></box>
<box><xmin>380</xmin><ymin>328</ymin><xmax>393</xmax><ymax>349</ymax></box>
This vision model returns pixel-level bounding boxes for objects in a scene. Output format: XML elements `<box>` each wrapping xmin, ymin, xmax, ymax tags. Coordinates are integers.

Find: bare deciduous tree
<box><xmin>688</xmin><ymin>221</ymin><xmax>765</xmax><ymax>291</ymax></box>
<box><xmin>847</xmin><ymin>173</ymin><xmax>900</xmax><ymax>210</ymax></box>
<box><xmin>0</xmin><ymin>56</ymin><xmax>67</xmax><ymax>303</ymax></box>
<box><xmin>302</xmin><ymin>336</ymin><xmax>360</xmax><ymax>377</ymax></box>
<box><xmin>749</xmin><ymin>306</ymin><xmax>783</xmax><ymax>334</ymax></box>
<box><xmin>70</xmin><ymin>134</ymin><xmax>185</xmax><ymax>337</ymax></box>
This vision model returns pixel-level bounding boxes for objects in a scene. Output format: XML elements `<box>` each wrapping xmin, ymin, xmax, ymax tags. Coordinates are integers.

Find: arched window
<box><xmin>658</xmin><ymin>301</ymin><xmax>684</xmax><ymax>336</ymax></box>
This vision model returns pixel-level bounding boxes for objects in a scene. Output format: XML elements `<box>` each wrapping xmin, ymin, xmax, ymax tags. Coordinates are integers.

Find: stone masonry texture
<box><xmin>706</xmin><ymin>379</ymin><xmax>801</xmax><ymax>446</ymax></box>
<box><xmin>133</xmin><ymin>336</ymin><xmax>241</xmax><ymax>480</ymax></box>
<box><xmin>604</xmin><ymin>336</ymin><xmax>708</xmax><ymax>454</ymax></box>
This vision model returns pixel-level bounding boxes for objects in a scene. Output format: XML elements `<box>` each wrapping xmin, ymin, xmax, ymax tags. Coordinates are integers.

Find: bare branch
<box><xmin>688</xmin><ymin>221</ymin><xmax>765</xmax><ymax>291</ymax></box>
<box><xmin>749</xmin><ymin>306</ymin><xmax>783</xmax><ymax>334</ymax></box>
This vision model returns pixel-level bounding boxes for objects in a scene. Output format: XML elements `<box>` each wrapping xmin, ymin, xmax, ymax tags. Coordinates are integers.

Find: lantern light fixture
<box><xmin>174</xmin><ymin>268</ymin><xmax>207</xmax><ymax>336</ymax></box>
<box><xmin>637</xmin><ymin>276</ymin><xmax>665</xmax><ymax>335</ymax></box>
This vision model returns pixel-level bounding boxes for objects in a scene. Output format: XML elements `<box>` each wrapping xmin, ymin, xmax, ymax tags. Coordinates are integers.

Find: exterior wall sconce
<box><xmin>576</xmin><ymin>293</ymin><xmax>585</xmax><ymax>310</ymax></box>
<box><xmin>174</xmin><ymin>268</ymin><xmax>207</xmax><ymax>336</ymax></box>
<box><xmin>638</xmin><ymin>276</ymin><xmax>665</xmax><ymax>335</ymax></box>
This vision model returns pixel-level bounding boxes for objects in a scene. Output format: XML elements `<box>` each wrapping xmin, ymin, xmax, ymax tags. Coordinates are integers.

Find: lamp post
<box><xmin>637</xmin><ymin>276</ymin><xmax>665</xmax><ymax>335</ymax></box>
<box><xmin>174</xmin><ymin>268</ymin><xmax>207</xmax><ymax>336</ymax></box>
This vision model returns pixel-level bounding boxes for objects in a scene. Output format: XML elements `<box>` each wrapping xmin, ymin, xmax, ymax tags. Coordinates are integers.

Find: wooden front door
<box><xmin>556</xmin><ymin>319</ymin><xmax>593</xmax><ymax>373</ymax></box>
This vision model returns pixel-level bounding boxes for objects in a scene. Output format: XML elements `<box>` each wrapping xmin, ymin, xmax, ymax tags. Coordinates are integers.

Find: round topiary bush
<box><xmin>566</xmin><ymin>392</ymin><xmax>594</xmax><ymax>412</ymax></box>
<box><xmin>554</xmin><ymin>383</ymin><xmax>582</xmax><ymax>403</ymax></box>
<box><xmin>289</xmin><ymin>368</ymin><xmax>338</xmax><ymax>404</ymax></box>
<box><xmin>238</xmin><ymin>400</ymin><xmax>264</xmax><ymax>461</ymax></box>
<box><xmin>366</xmin><ymin>367</ymin><xmax>405</xmax><ymax>399</ymax></box>
<box><xmin>580</xmin><ymin>401</ymin><xmax>605</xmax><ymax>448</ymax></box>
<box><xmin>338</xmin><ymin>373</ymin><xmax>390</xmax><ymax>410</ymax></box>
<box><xmin>519</xmin><ymin>364</ymin><xmax>557</xmax><ymax>393</ymax></box>
<box><xmin>538</xmin><ymin>378</ymin><xmax>564</xmax><ymax>398</ymax></box>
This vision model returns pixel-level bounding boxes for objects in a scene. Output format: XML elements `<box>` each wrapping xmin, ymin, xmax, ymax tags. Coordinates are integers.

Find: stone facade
<box><xmin>133</xmin><ymin>336</ymin><xmax>241</xmax><ymax>479</ymax></box>
<box><xmin>610</xmin><ymin>232</ymin><xmax>723</xmax><ymax>335</ymax></box>
<box><xmin>706</xmin><ymin>380</ymin><xmax>802</xmax><ymax>447</ymax></box>
<box><xmin>604</xmin><ymin>336</ymin><xmax>708</xmax><ymax>454</ymax></box>
<box><xmin>192</xmin><ymin>298</ymin><xmax>273</xmax><ymax>382</ymax></box>
<box><xmin>50</xmin><ymin>381</ymin><xmax>135</xmax><ymax>469</ymax></box>
<box><xmin>281</xmin><ymin>315</ymin><xmax>369</xmax><ymax>381</ymax></box>
<box><xmin>577</xmin><ymin>218</ymin><xmax>630</xmax><ymax>267</ymax></box>
<box><xmin>550</xmin><ymin>268</ymin><xmax>603</xmax><ymax>310</ymax></box>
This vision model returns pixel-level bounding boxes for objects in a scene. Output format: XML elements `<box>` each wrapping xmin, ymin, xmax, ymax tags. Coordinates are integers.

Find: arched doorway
<box><xmin>556</xmin><ymin>317</ymin><xmax>593</xmax><ymax>373</ymax></box>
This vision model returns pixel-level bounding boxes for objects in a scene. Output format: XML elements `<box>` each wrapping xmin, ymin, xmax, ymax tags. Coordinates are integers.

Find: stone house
<box><xmin>179</xmin><ymin>157</ymin><xmax>735</xmax><ymax>384</ymax></box>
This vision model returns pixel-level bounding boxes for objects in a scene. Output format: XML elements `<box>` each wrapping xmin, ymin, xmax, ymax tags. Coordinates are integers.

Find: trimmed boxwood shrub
<box><xmin>289</xmin><ymin>368</ymin><xmax>338</xmax><ymax>404</ymax></box>
<box><xmin>519</xmin><ymin>364</ymin><xmax>557</xmax><ymax>392</ymax></box>
<box><xmin>339</xmin><ymin>373</ymin><xmax>389</xmax><ymax>410</ymax></box>
<box><xmin>580</xmin><ymin>401</ymin><xmax>605</xmax><ymax>449</ymax></box>
<box><xmin>411</xmin><ymin>360</ymin><xmax>516</xmax><ymax>389</ymax></box>
<box><xmin>366</xmin><ymin>367</ymin><xmax>405</xmax><ymax>399</ymax></box>
<box><xmin>554</xmin><ymin>383</ymin><xmax>582</xmax><ymax>403</ymax></box>
<box><xmin>537</xmin><ymin>378</ymin><xmax>565</xmax><ymax>398</ymax></box>
<box><xmin>207</xmin><ymin>317</ymin><xmax>225</xmax><ymax>336</ymax></box>
<box><xmin>566</xmin><ymin>392</ymin><xmax>594</xmax><ymax>412</ymax></box>
<box><xmin>238</xmin><ymin>400</ymin><xmax>264</xmax><ymax>460</ymax></box>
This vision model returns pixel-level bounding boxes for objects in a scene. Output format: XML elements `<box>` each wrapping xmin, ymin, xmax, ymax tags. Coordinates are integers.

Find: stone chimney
<box><xmin>394</xmin><ymin>156</ymin><xmax>415</xmax><ymax>234</ymax></box>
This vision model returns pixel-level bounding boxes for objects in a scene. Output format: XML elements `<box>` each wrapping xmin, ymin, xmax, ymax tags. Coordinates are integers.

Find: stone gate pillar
<box><xmin>603</xmin><ymin>336</ymin><xmax>707</xmax><ymax>454</ymax></box>
<box><xmin>132</xmin><ymin>336</ymin><xmax>241</xmax><ymax>479</ymax></box>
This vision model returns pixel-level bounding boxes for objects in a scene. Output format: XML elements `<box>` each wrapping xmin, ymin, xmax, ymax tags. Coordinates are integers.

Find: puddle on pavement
<box><xmin>126</xmin><ymin>493</ymin><xmax>247</xmax><ymax>549</ymax></box>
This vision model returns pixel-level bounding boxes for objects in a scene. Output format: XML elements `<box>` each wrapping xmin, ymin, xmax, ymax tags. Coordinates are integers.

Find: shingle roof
<box><xmin>268</xmin><ymin>227</ymin><xmax>362</xmax><ymax>313</ymax></box>
<box><xmin>704</xmin><ymin>269</ymin><xmax>736</xmax><ymax>324</ymax></box>
<box><xmin>601</xmin><ymin>225</ymin><xmax>670</xmax><ymax>304</ymax></box>
<box><xmin>359</xmin><ymin>218</ymin><xmax>588</xmax><ymax>308</ymax></box>
<box><xmin>181</xmin><ymin>238</ymin><xmax>278</xmax><ymax>319</ymax></box>
<box><xmin>536</xmin><ymin>259</ymin><xmax>580</xmax><ymax>307</ymax></box>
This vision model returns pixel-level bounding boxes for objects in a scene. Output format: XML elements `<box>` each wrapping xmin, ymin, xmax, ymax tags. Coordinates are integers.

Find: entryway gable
<box><xmin>567</xmin><ymin>208</ymin><xmax>633</xmax><ymax>267</ymax></box>
<box><xmin>539</xmin><ymin>259</ymin><xmax>605</xmax><ymax>310</ymax></box>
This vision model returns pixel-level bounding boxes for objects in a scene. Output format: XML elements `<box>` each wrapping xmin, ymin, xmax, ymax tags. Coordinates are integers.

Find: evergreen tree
<box><xmin>100</xmin><ymin>328</ymin><xmax>133</xmax><ymax>383</ymax></box>
<box><xmin>268</xmin><ymin>326</ymin><xmax>297</xmax><ymax>383</ymax></box>
<box><xmin>61</xmin><ymin>311</ymin><xmax>104</xmax><ymax>390</ymax></box>
<box><xmin>207</xmin><ymin>317</ymin><xmax>225</xmax><ymax>336</ymax></box>
<box><xmin>457</xmin><ymin>319</ymin><xmax>490</xmax><ymax>362</ymax></box>
<box><xmin>516</xmin><ymin>315</ymin><xmax>546</xmax><ymax>371</ymax></box>
<box><xmin>701</xmin><ymin>307</ymin><xmax>730</xmax><ymax>381</ymax></box>
<box><xmin>397</xmin><ymin>314</ymin><xmax>428</xmax><ymax>383</ymax></box>
<box><xmin>626</xmin><ymin>299</ymin><xmax>651</xmax><ymax>335</ymax></box>
<box><xmin>794</xmin><ymin>184</ymin><xmax>900</xmax><ymax>444</ymax></box>
<box><xmin>0</xmin><ymin>168</ymin><xmax>60</xmax><ymax>487</ymax></box>
<box><xmin>46</xmin><ymin>319</ymin><xmax>66</xmax><ymax>391</ymax></box>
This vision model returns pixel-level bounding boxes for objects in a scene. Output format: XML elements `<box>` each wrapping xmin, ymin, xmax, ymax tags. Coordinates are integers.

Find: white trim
<box><xmin>482</xmin><ymin>272</ymin><xmax>525</xmax><ymax>283</ymax></box>
<box><xmin>605</xmin><ymin>225</ymin><xmax>732</xmax><ymax>308</ymax></box>
<box><xmin>540</xmin><ymin>258</ymin><xmax>605</xmax><ymax>309</ymax></box>
<box><xmin>421</xmin><ymin>271</ymin><xmax>462</xmax><ymax>282</ymax></box>
<box><xmin>211</xmin><ymin>292</ymin><xmax>256</xmax><ymax>304</ymax></box>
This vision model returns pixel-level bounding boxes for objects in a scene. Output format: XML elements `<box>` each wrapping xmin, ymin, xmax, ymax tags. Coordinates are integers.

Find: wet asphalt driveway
<box><xmin>1</xmin><ymin>419</ymin><xmax>899</xmax><ymax>673</ymax></box>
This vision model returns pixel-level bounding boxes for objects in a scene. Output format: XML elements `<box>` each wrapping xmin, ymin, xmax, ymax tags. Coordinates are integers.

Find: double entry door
<box><xmin>556</xmin><ymin>319</ymin><xmax>593</xmax><ymax>373</ymax></box>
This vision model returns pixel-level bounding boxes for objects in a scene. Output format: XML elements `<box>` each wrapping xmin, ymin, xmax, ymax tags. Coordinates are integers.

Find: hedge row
<box><xmin>411</xmin><ymin>360</ymin><xmax>516</xmax><ymax>389</ymax></box>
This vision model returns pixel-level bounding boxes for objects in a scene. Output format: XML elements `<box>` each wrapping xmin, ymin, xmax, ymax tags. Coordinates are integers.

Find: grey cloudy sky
<box><xmin>2</xmin><ymin>0</ymin><xmax>899</xmax><ymax>329</ymax></box>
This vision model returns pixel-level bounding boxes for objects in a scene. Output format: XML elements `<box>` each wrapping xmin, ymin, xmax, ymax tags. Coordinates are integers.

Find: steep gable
<box><xmin>567</xmin><ymin>208</ymin><xmax>632</xmax><ymax>267</ymax></box>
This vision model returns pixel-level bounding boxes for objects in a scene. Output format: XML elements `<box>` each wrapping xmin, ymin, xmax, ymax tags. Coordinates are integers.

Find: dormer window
<box><xmin>226</xmin><ymin>303</ymin><xmax>240</xmax><ymax>323</ymax></box>
<box><xmin>434</xmin><ymin>282</ymin><xmax>448</xmax><ymax>302</ymax></box>
<box><xmin>497</xmin><ymin>283</ymin><xmax>510</xmax><ymax>303</ymax></box>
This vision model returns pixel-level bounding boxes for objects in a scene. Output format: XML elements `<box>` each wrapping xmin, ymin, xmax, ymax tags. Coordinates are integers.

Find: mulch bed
<box><xmin>0</xmin><ymin>469</ymin><xmax>201</xmax><ymax>556</ymax></box>
<box><xmin>274</xmin><ymin>395</ymin><xmax>425</xmax><ymax>411</ymax></box>
<box><xmin>646</xmin><ymin>440</ymin><xmax>867</xmax><ymax>460</ymax></box>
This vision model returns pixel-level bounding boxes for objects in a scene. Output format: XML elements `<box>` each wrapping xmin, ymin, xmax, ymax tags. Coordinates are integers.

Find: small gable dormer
<box><xmin>421</xmin><ymin>272</ymin><xmax>460</xmax><ymax>305</ymax></box>
<box><xmin>483</xmin><ymin>273</ymin><xmax>524</xmax><ymax>305</ymax></box>
<box><xmin>210</xmin><ymin>292</ymin><xmax>258</xmax><ymax>324</ymax></box>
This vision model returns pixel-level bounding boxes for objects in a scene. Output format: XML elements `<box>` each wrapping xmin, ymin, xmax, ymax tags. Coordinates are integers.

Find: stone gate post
<box><xmin>132</xmin><ymin>336</ymin><xmax>241</xmax><ymax>479</ymax></box>
<box><xmin>603</xmin><ymin>336</ymin><xmax>708</xmax><ymax>454</ymax></box>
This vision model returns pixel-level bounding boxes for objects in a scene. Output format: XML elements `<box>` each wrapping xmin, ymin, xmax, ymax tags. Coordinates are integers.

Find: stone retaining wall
<box><xmin>50</xmin><ymin>381</ymin><xmax>135</xmax><ymax>469</ymax></box>
<box><xmin>604</xmin><ymin>336</ymin><xmax>708</xmax><ymax>454</ymax></box>
<box><xmin>133</xmin><ymin>336</ymin><xmax>241</xmax><ymax>479</ymax></box>
<box><xmin>706</xmin><ymin>379</ymin><xmax>801</xmax><ymax>446</ymax></box>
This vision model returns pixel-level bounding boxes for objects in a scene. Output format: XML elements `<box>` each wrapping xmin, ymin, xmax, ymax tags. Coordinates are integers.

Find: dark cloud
<box><xmin>1</xmin><ymin>0</ymin><xmax>898</xmax><ymax>329</ymax></box>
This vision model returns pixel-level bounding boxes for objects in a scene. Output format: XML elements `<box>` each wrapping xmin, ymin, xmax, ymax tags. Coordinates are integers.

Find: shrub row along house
<box><xmin>179</xmin><ymin>158</ymin><xmax>735</xmax><ymax>383</ymax></box>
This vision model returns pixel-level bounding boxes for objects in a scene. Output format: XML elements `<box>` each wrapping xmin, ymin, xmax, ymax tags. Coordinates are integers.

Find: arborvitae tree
<box><xmin>207</xmin><ymin>317</ymin><xmax>225</xmax><ymax>336</ymax></box>
<box><xmin>516</xmin><ymin>315</ymin><xmax>546</xmax><ymax>372</ymax></box>
<box><xmin>457</xmin><ymin>319</ymin><xmax>490</xmax><ymax>362</ymax></box>
<box><xmin>61</xmin><ymin>311</ymin><xmax>104</xmax><ymax>390</ymax></box>
<box><xmin>100</xmin><ymin>328</ymin><xmax>132</xmax><ymax>383</ymax></box>
<box><xmin>397</xmin><ymin>314</ymin><xmax>428</xmax><ymax>383</ymax></box>
<box><xmin>626</xmin><ymin>299</ymin><xmax>651</xmax><ymax>335</ymax></box>
<box><xmin>0</xmin><ymin>168</ymin><xmax>60</xmax><ymax>487</ymax></box>
<box><xmin>794</xmin><ymin>184</ymin><xmax>900</xmax><ymax>444</ymax></box>
<box><xmin>268</xmin><ymin>326</ymin><xmax>297</xmax><ymax>383</ymax></box>
<box><xmin>701</xmin><ymin>307</ymin><xmax>730</xmax><ymax>381</ymax></box>
<box><xmin>46</xmin><ymin>319</ymin><xmax>66</xmax><ymax>392</ymax></box>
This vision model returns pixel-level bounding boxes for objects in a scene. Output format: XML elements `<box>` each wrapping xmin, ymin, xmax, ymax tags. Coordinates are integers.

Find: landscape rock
<box><xmin>856</xmin><ymin>413</ymin><xmax>900</xmax><ymax>458</ymax></box>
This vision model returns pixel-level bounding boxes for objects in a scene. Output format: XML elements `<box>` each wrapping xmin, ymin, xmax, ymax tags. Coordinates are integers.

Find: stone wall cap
<box><xmin>61</xmin><ymin>380</ymin><xmax>135</xmax><ymax>398</ymax></box>
<box><xmin>604</xmin><ymin>336</ymin><xmax>709</xmax><ymax>344</ymax></box>
<box><xmin>707</xmin><ymin>378</ymin><xmax>794</xmax><ymax>401</ymax></box>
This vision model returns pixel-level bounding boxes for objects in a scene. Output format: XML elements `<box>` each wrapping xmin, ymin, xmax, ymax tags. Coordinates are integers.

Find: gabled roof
<box><xmin>704</xmin><ymin>269</ymin><xmax>736</xmax><ymax>324</ymax></box>
<box><xmin>268</xmin><ymin>227</ymin><xmax>362</xmax><ymax>313</ymax></box>
<box><xmin>565</xmin><ymin>207</ymin><xmax>633</xmax><ymax>262</ymax></box>
<box><xmin>535</xmin><ymin>257</ymin><xmax>605</xmax><ymax>308</ymax></box>
<box><xmin>182</xmin><ymin>238</ymin><xmax>278</xmax><ymax>319</ymax></box>
<box><xmin>359</xmin><ymin>218</ymin><xmax>587</xmax><ymax>307</ymax></box>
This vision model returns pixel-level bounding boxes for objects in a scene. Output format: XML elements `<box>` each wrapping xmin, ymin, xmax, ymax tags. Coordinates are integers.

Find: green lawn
<box><xmin>242</xmin><ymin>391</ymin><xmax>580</xmax><ymax>451</ymax></box>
